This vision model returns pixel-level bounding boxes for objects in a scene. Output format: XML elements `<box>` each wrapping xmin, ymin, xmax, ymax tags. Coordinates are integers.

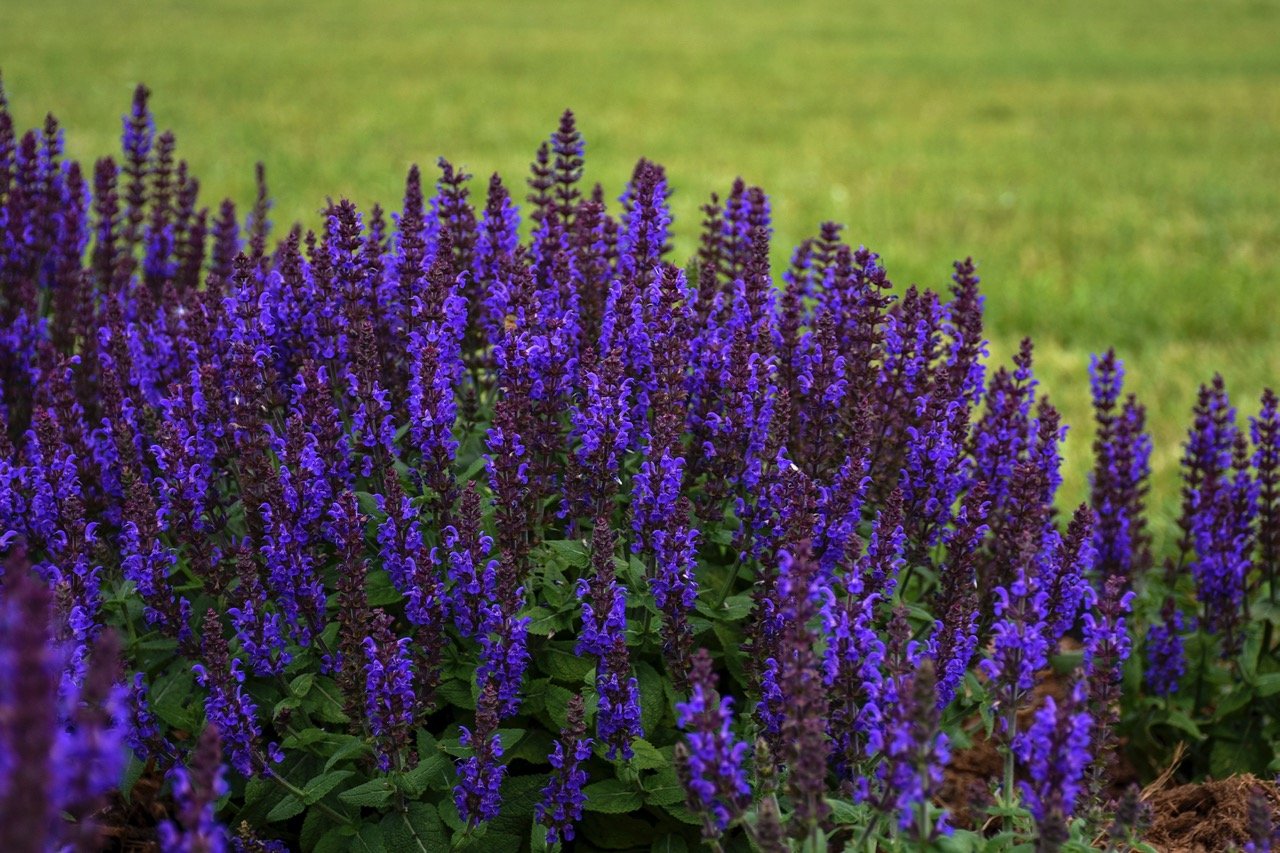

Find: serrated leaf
<box><xmin>826</xmin><ymin>796</ymin><xmax>863</xmax><ymax>825</ymax></box>
<box><xmin>626</xmin><ymin>738</ymin><xmax>668</xmax><ymax>770</ymax></box>
<box><xmin>644</xmin><ymin>766</ymin><xmax>685</xmax><ymax>806</ymax></box>
<box><xmin>303</xmin><ymin>770</ymin><xmax>355</xmax><ymax>805</ymax></box>
<box><xmin>1215</xmin><ymin>686</ymin><xmax>1253</xmax><ymax>720</ymax></box>
<box><xmin>542</xmin><ymin>538</ymin><xmax>590</xmax><ymax>569</ymax></box>
<box><xmin>636</xmin><ymin>662</ymin><xmax>666</xmax><ymax>734</ymax></box>
<box><xmin>436</xmin><ymin>678</ymin><xmax>476</xmax><ymax>711</ymax></box>
<box><xmin>282</xmin><ymin>727</ymin><xmax>331</xmax><ymax>749</ymax></box>
<box><xmin>119</xmin><ymin>753</ymin><xmax>146</xmax><ymax>804</ymax></box>
<box><xmin>352</xmin><ymin>823</ymin><xmax>387</xmax><ymax>853</ymax></box>
<box><xmin>380</xmin><ymin>802</ymin><xmax>444</xmax><ymax>853</ymax></box>
<box><xmin>650</xmin><ymin>835</ymin><xmax>689</xmax><ymax>853</ymax></box>
<box><xmin>582</xmin><ymin>812</ymin><xmax>658</xmax><ymax>848</ymax></box>
<box><xmin>290</xmin><ymin>672</ymin><xmax>316</xmax><ymax>697</ymax></box>
<box><xmin>150</xmin><ymin>668</ymin><xmax>196</xmax><ymax>730</ymax></box>
<box><xmin>338</xmin><ymin>778</ymin><xmax>396</xmax><ymax>808</ymax></box>
<box><xmin>540</xmin><ymin>644</ymin><xmax>596</xmax><ymax>683</ymax></box>
<box><xmin>543</xmin><ymin>684</ymin><xmax>575</xmax><ymax>731</ymax></box>
<box><xmin>1161</xmin><ymin>710</ymin><xmax>1206</xmax><ymax>741</ymax></box>
<box><xmin>398</xmin><ymin>749</ymin><xmax>450</xmax><ymax>797</ymax></box>
<box><xmin>582</xmin><ymin>778</ymin><xmax>644</xmax><ymax>813</ymax></box>
<box><xmin>266</xmin><ymin>793</ymin><xmax>305</xmax><ymax>822</ymax></box>
<box><xmin>505</xmin><ymin>728</ymin><xmax>555</xmax><ymax>765</ymax></box>
<box><xmin>315</xmin><ymin>825</ymin><xmax>358</xmax><ymax>853</ymax></box>
<box><xmin>324</xmin><ymin>735</ymin><xmax>371</xmax><ymax>771</ymax></box>
<box><xmin>695</xmin><ymin>593</ymin><xmax>753</xmax><ymax>622</ymax></box>
<box><xmin>301</xmin><ymin>805</ymin><xmax>337</xmax><ymax>851</ymax></box>
<box><xmin>659</xmin><ymin>804</ymin><xmax>704</xmax><ymax>826</ymax></box>
<box><xmin>531</xmin><ymin>822</ymin><xmax>550</xmax><ymax>853</ymax></box>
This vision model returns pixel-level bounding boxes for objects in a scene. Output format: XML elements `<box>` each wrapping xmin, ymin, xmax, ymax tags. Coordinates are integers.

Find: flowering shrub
<box><xmin>1</xmin><ymin>79</ymin><xmax>1278</xmax><ymax>852</ymax></box>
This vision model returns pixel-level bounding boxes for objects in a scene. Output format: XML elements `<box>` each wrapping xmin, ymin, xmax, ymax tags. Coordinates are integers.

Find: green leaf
<box><xmin>540</xmin><ymin>644</ymin><xmax>596</xmax><ymax>683</ymax></box>
<box><xmin>282</xmin><ymin>727</ymin><xmax>332</xmax><ymax>749</ymax></box>
<box><xmin>436</xmin><ymin>678</ymin><xmax>476</xmax><ymax>711</ymax></box>
<box><xmin>626</xmin><ymin>738</ymin><xmax>668</xmax><ymax>771</ymax></box>
<box><xmin>301</xmin><ymin>805</ymin><xmax>337</xmax><ymax>851</ymax></box>
<box><xmin>650</xmin><ymin>835</ymin><xmax>689</xmax><ymax>853</ymax></box>
<box><xmin>582</xmin><ymin>778</ymin><xmax>644</xmax><ymax>813</ymax></box>
<box><xmin>530</xmin><ymin>822</ymin><xmax>550</xmax><ymax>853</ymax></box>
<box><xmin>581</xmin><ymin>812</ymin><xmax>658</xmax><ymax>848</ymax></box>
<box><xmin>266</xmin><ymin>793</ymin><xmax>305</xmax><ymax>822</ymax></box>
<box><xmin>304</xmin><ymin>676</ymin><xmax>351</xmax><ymax>724</ymax></box>
<box><xmin>695</xmin><ymin>593</ymin><xmax>753</xmax><ymax>622</ymax></box>
<box><xmin>439</xmin><ymin>728</ymin><xmax>526</xmax><ymax>758</ymax></box>
<box><xmin>150</xmin><ymin>667</ymin><xmax>197</xmax><ymax>730</ymax></box>
<box><xmin>826</xmin><ymin>796</ymin><xmax>865</xmax><ymax>825</ymax></box>
<box><xmin>302</xmin><ymin>770</ymin><xmax>356</xmax><ymax>805</ymax></box>
<box><xmin>324</xmin><ymin>735</ymin><xmax>371</xmax><ymax>771</ymax></box>
<box><xmin>290</xmin><ymin>672</ymin><xmax>317</xmax><ymax>697</ymax></box>
<box><xmin>338</xmin><ymin>778</ymin><xmax>396</xmax><ymax>808</ymax></box>
<box><xmin>644</xmin><ymin>766</ymin><xmax>685</xmax><ymax>806</ymax></box>
<box><xmin>315</xmin><ymin>825</ymin><xmax>358</xmax><ymax>853</ymax></box>
<box><xmin>524</xmin><ymin>607</ymin><xmax>560</xmax><ymax>637</ymax></box>
<box><xmin>1256</xmin><ymin>673</ymin><xmax>1280</xmax><ymax>697</ymax></box>
<box><xmin>1215</xmin><ymin>686</ymin><xmax>1253</xmax><ymax>720</ymax></box>
<box><xmin>636</xmin><ymin>662</ymin><xmax>666</xmax><ymax>734</ymax></box>
<box><xmin>543</xmin><ymin>684</ymin><xmax>575</xmax><ymax>731</ymax></box>
<box><xmin>1161</xmin><ymin>710</ymin><xmax>1206</xmax><ymax>741</ymax></box>
<box><xmin>438</xmin><ymin>797</ymin><xmax>467</xmax><ymax>832</ymax></box>
<box><xmin>659</xmin><ymin>804</ymin><xmax>704</xmax><ymax>826</ymax></box>
<box><xmin>505</xmin><ymin>728</ymin><xmax>556</xmax><ymax>765</ymax></box>
<box><xmin>119</xmin><ymin>753</ymin><xmax>146</xmax><ymax>803</ymax></box>
<box><xmin>352</xmin><ymin>823</ymin><xmax>387</xmax><ymax>853</ymax></box>
<box><xmin>542</xmin><ymin>538</ymin><xmax>590</xmax><ymax>569</ymax></box>
<box><xmin>398</xmin><ymin>749</ymin><xmax>450</xmax><ymax>797</ymax></box>
<box><xmin>380</xmin><ymin>802</ymin><xmax>444</xmax><ymax>853</ymax></box>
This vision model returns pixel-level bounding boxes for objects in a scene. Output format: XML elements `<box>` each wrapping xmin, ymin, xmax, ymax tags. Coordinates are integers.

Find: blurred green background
<box><xmin>3</xmin><ymin>0</ymin><xmax>1278</xmax><ymax>547</ymax></box>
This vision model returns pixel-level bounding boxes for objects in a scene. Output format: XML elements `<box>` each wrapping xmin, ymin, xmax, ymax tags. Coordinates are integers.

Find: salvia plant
<box><xmin>1</xmin><ymin>77</ymin><xmax>1278</xmax><ymax>853</ymax></box>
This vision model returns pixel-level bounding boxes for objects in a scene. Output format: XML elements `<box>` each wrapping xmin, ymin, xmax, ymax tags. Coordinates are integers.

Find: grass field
<box><xmin>3</xmin><ymin>0</ymin><xmax>1278</xmax><ymax>548</ymax></box>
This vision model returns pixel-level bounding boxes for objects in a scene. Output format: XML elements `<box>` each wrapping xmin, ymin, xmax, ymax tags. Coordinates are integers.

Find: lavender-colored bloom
<box><xmin>1089</xmin><ymin>350</ymin><xmax>1153</xmax><ymax>582</ymax></box>
<box><xmin>931</xmin><ymin>486</ymin><xmax>988</xmax><ymax>707</ymax></box>
<box><xmin>1145</xmin><ymin>602</ymin><xmax>1187</xmax><ymax>697</ymax></box>
<box><xmin>1013</xmin><ymin>682</ymin><xmax>1093</xmax><ymax>852</ymax></box>
<box><xmin>158</xmin><ymin>725</ymin><xmax>231</xmax><ymax>853</ymax></box>
<box><xmin>979</xmin><ymin>567</ymin><xmax>1050</xmax><ymax>728</ymax></box>
<box><xmin>192</xmin><ymin>610</ymin><xmax>280</xmax><ymax>777</ymax></box>
<box><xmin>536</xmin><ymin>694</ymin><xmax>592</xmax><ymax>845</ymax></box>
<box><xmin>0</xmin><ymin>557</ymin><xmax>129</xmax><ymax>850</ymax></box>
<box><xmin>576</xmin><ymin>523</ymin><xmax>629</xmax><ymax>659</ymax></box>
<box><xmin>596</xmin><ymin>634</ymin><xmax>644</xmax><ymax>761</ymax></box>
<box><xmin>1083</xmin><ymin>574</ymin><xmax>1134</xmax><ymax>788</ymax></box>
<box><xmin>455</xmin><ymin>681</ymin><xmax>505</xmax><ymax>827</ymax></box>
<box><xmin>362</xmin><ymin>611</ymin><xmax>416</xmax><ymax>771</ymax></box>
<box><xmin>475</xmin><ymin>600</ymin><xmax>530</xmax><ymax>719</ymax></box>
<box><xmin>1254</xmin><ymin>390</ymin><xmax>1280</xmax><ymax>593</ymax></box>
<box><xmin>444</xmin><ymin>484</ymin><xmax>492</xmax><ymax>639</ymax></box>
<box><xmin>866</xmin><ymin>646</ymin><xmax>951</xmax><ymax>838</ymax></box>
<box><xmin>675</xmin><ymin>649</ymin><xmax>751</xmax><ymax>839</ymax></box>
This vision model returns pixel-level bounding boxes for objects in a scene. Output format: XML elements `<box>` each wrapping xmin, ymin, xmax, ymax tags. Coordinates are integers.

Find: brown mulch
<box><xmin>96</xmin><ymin>760</ymin><xmax>167</xmax><ymax>852</ymax></box>
<box><xmin>1144</xmin><ymin>774</ymin><xmax>1279</xmax><ymax>853</ymax></box>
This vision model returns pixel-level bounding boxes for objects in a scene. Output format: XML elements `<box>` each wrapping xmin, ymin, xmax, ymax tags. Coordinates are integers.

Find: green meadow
<box><xmin>4</xmin><ymin>0</ymin><xmax>1278</xmax><ymax>547</ymax></box>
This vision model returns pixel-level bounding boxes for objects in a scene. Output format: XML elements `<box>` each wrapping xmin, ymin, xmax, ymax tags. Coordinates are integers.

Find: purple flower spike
<box><xmin>158</xmin><ymin>725</ymin><xmax>231</xmax><ymax>853</ymax></box>
<box><xmin>1013</xmin><ymin>681</ymin><xmax>1093</xmax><ymax>852</ymax></box>
<box><xmin>536</xmin><ymin>693</ymin><xmax>592</xmax><ymax>845</ymax></box>
<box><xmin>675</xmin><ymin>649</ymin><xmax>751</xmax><ymax>840</ymax></box>
<box><xmin>455</xmin><ymin>681</ymin><xmax>506</xmax><ymax>828</ymax></box>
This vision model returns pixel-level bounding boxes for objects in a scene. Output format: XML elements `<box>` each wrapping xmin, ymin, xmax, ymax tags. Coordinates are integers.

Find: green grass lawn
<box><xmin>4</xmin><ymin>0</ymin><xmax>1278</xmax><ymax>548</ymax></box>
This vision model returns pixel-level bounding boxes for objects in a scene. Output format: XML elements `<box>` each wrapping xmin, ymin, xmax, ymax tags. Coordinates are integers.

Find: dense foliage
<box><xmin>0</xmin><ymin>80</ymin><xmax>1278</xmax><ymax>852</ymax></box>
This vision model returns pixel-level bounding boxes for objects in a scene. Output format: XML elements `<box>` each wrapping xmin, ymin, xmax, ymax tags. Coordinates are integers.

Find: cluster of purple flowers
<box><xmin>2</xmin><ymin>79</ymin><xmax>1279</xmax><ymax>851</ymax></box>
